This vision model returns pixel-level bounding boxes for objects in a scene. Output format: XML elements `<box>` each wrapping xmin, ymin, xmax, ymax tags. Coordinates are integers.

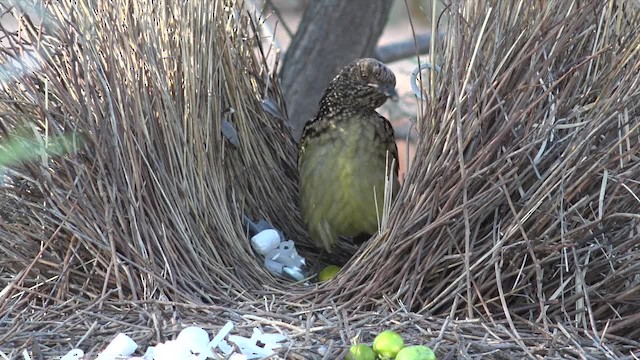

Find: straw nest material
<box><xmin>1</xmin><ymin>0</ymin><xmax>639</xmax><ymax>359</ymax></box>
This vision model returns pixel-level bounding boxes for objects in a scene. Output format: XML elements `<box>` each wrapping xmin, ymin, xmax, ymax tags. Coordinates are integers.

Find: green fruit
<box><xmin>395</xmin><ymin>345</ymin><xmax>436</xmax><ymax>360</ymax></box>
<box><xmin>318</xmin><ymin>265</ymin><xmax>341</xmax><ymax>282</ymax></box>
<box><xmin>346</xmin><ymin>344</ymin><xmax>375</xmax><ymax>360</ymax></box>
<box><xmin>372</xmin><ymin>330</ymin><xmax>404</xmax><ymax>359</ymax></box>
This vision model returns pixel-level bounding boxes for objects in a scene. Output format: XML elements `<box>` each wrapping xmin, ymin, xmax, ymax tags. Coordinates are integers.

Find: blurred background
<box><xmin>254</xmin><ymin>0</ymin><xmax>448</xmax><ymax>182</ymax></box>
<box><xmin>0</xmin><ymin>0</ymin><xmax>445</xmax><ymax>181</ymax></box>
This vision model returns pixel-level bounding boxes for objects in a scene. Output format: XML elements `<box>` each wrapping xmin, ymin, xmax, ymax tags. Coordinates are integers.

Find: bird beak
<box><xmin>385</xmin><ymin>86</ymin><xmax>399</xmax><ymax>102</ymax></box>
<box><xmin>369</xmin><ymin>83</ymin><xmax>399</xmax><ymax>101</ymax></box>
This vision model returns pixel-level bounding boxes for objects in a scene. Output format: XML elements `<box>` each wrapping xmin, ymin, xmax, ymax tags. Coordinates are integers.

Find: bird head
<box><xmin>327</xmin><ymin>58</ymin><xmax>398</xmax><ymax>111</ymax></box>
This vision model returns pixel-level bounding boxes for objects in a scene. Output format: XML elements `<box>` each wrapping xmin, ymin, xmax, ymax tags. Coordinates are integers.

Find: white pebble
<box><xmin>251</xmin><ymin>229</ymin><xmax>282</xmax><ymax>255</ymax></box>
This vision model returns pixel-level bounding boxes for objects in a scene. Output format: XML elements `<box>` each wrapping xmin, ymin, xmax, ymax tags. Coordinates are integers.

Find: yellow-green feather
<box><xmin>299</xmin><ymin>114</ymin><xmax>399</xmax><ymax>253</ymax></box>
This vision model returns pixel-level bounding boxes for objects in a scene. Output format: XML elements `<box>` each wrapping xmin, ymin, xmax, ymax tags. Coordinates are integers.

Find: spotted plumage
<box><xmin>298</xmin><ymin>58</ymin><xmax>400</xmax><ymax>253</ymax></box>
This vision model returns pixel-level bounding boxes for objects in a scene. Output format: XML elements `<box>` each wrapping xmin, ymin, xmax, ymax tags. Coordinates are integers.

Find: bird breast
<box><xmin>299</xmin><ymin>114</ymin><xmax>395</xmax><ymax>238</ymax></box>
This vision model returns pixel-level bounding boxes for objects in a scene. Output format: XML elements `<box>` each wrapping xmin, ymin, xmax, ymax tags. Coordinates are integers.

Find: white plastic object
<box><xmin>228</xmin><ymin>354</ymin><xmax>248</xmax><ymax>360</ymax></box>
<box><xmin>228</xmin><ymin>328</ymin><xmax>287</xmax><ymax>359</ymax></box>
<box><xmin>410</xmin><ymin>62</ymin><xmax>442</xmax><ymax>100</ymax></box>
<box><xmin>265</xmin><ymin>240</ymin><xmax>305</xmax><ymax>270</ymax></box>
<box><xmin>227</xmin><ymin>335</ymin><xmax>272</xmax><ymax>359</ymax></box>
<box><xmin>222</xmin><ymin>120</ymin><xmax>239</xmax><ymax>147</ymax></box>
<box><xmin>22</xmin><ymin>349</ymin><xmax>32</xmax><ymax>360</ymax></box>
<box><xmin>209</xmin><ymin>321</ymin><xmax>234</xmax><ymax>351</ymax></box>
<box><xmin>60</xmin><ymin>349</ymin><xmax>84</xmax><ymax>360</ymax></box>
<box><xmin>97</xmin><ymin>333</ymin><xmax>138</xmax><ymax>359</ymax></box>
<box><xmin>153</xmin><ymin>340</ymin><xmax>191</xmax><ymax>360</ymax></box>
<box><xmin>176</xmin><ymin>326</ymin><xmax>213</xmax><ymax>359</ymax></box>
<box><xmin>143</xmin><ymin>347</ymin><xmax>155</xmax><ymax>360</ymax></box>
<box><xmin>254</xmin><ymin>220</ymin><xmax>275</xmax><ymax>233</ymax></box>
<box><xmin>250</xmin><ymin>229</ymin><xmax>282</xmax><ymax>255</ymax></box>
<box><xmin>264</xmin><ymin>258</ymin><xmax>285</xmax><ymax>276</ymax></box>
<box><xmin>252</xmin><ymin>328</ymin><xmax>287</xmax><ymax>347</ymax></box>
<box><xmin>217</xmin><ymin>340</ymin><xmax>233</xmax><ymax>355</ymax></box>
<box><xmin>283</xmin><ymin>266</ymin><xmax>305</xmax><ymax>281</ymax></box>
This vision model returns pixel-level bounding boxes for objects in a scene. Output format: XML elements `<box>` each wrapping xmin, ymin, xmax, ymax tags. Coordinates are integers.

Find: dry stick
<box><xmin>262</xmin><ymin>0</ymin><xmax>294</xmax><ymax>39</ymax></box>
<box><xmin>494</xmin><ymin>258</ymin><xmax>535</xmax><ymax>359</ymax></box>
<box><xmin>0</xmin><ymin>204</ymin><xmax>75</xmax><ymax>312</ymax></box>
<box><xmin>3</xmin><ymin>0</ymin><xmax>640</xmax><ymax>358</ymax></box>
<box><xmin>403</xmin><ymin>0</ymin><xmax>424</xmax><ymax>128</ymax></box>
<box><xmin>424</xmin><ymin>226</ymin><xmax>508</xmax><ymax>311</ymax></box>
<box><xmin>429</xmin><ymin>0</ymin><xmax>439</xmax><ymax>104</ymax></box>
<box><xmin>499</xmin><ymin>170</ymin><xmax>549</xmax><ymax>326</ymax></box>
<box><xmin>321</xmin><ymin>340</ymin><xmax>335</xmax><ymax>360</ymax></box>
<box><xmin>458</xmin><ymin>6</ymin><xmax>492</xmax><ymax>319</ymax></box>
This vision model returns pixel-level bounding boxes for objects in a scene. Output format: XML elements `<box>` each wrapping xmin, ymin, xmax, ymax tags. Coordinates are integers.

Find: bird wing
<box><xmin>375</xmin><ymin>112</ymin><xmax>400</xmax><ymax>177</ymax></box>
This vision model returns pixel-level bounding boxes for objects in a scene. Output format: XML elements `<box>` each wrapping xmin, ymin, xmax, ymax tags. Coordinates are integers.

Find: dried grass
<box><xmin>315</xmin><ymin>0</ymin><xmax>640</xmax><ymax>347</ymax></box>
<box><xmin>0</xmin><ymin>0</ymin><xmax>639</xmax><ymax>359</ymax></box>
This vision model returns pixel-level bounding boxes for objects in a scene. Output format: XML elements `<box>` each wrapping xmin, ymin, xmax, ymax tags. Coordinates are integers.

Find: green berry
<box><xmin>318</xmin><ymin>265</ymin><xmax>341</xmax><ymax>282</ymax></box>
<box><xmin>395</xmin><ymin>345</ymin><xmax>436</xmax><ymax>360</ymax></box>
<box><xmin>372</xmin><ymin>330</ymin><xmax>404</xmax><ymax>359</ymax></box>
<box><xmin>346</xmin><ymin>344</ymin><xmax>375</xmax><ymax>360</ymax></box>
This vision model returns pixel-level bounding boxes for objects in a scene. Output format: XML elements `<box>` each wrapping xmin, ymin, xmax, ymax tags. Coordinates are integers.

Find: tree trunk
<box><xmin>280</xmin><ymin>0</ymin><xmax>393</xmax><ymax>141</ymax></box>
